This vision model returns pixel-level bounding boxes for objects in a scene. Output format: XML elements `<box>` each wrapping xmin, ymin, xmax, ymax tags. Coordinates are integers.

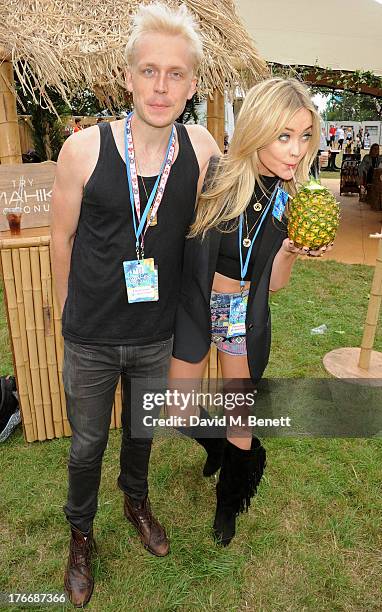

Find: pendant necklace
<box><xmin>252</xmin><ymin>187</ymin><xmax>269</xmax><ymax>213</ymax></box>
<box><xmin>140</xmin><ymin>176</ymin><xmax>157</xmax><ymax>226</ymax></box>
<box><xmin>137</xmin><ymin>159</ymin><xmax>157</xmax><ymax>226</ymax></box>
<box><xmin>242</xmin><ymin>190</ymin><xmax>270</xmax><ymax>247</ymax></box>
<box><xmin>242</xmin><ymin>207</ymin><xmax>266</xmax><ymax>248</ymax></box>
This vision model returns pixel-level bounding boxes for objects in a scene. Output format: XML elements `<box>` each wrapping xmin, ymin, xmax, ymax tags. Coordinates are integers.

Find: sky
<box><xmin>313</xmin><ymin>93</ymin><xmax>331</xmax><ymax>115</ymax></box>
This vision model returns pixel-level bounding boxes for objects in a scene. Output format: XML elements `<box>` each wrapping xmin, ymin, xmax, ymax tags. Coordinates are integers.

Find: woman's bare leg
<box><xmin>167</xmin><ymin>355</ymin><xmax>210</xmax><ymax>421</ymax></box>
<box><xmin>218</xmin><ymin>351</ymin><xmax>252</xmax><ymax>450</ymax></box>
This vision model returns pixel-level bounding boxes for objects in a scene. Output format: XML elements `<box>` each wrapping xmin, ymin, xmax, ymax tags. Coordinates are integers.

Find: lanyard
<box><xmin>124</xmin><ymin>112</ymin><xmax>176</xmax><ymax>257</ymax></box>
<box><xmin>238</xmin><ymin>181</ymin><xmax>280</xmax><ymax>288</ymax></box>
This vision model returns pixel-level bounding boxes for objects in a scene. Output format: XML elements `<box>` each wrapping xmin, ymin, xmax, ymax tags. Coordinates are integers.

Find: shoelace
<box><xmin>71</xmin><ymin>539</ymin><xmax>92</xmax><ymax>567</ymax></box>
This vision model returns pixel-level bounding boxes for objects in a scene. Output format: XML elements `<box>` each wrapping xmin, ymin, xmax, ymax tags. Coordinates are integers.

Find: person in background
<box><xmin>344</xmin><ymin>127</ymin><xmax>353</xmax><ymax>153</ymax></box>
<box><xmin>363</xmin><ymin>129</ymin><xmax>371</xmax><ymax>150</ymax></box>
<box><xmin>354</xmin><ymin>135</ymin><xmax>362</xmax><ymax>160</ymax></box>
<box><xmin>73</xmin><ymin>118</ymin><xmax>83</xmax><ymax>133</ymax></box>
<box><xmin>359</xmin><ymin>143</ymin><xmax>381</xmax><ymax>188</ymax></box>
<box><xmin>329</xmin><ymin>124</ymin><xmax>336</xmax><ymax>147</ymax></box>
<box><xmin>357</xmin><ymin>127</ymin><xmax>364</xmax><ymax>148</ymax></box>
<box><xmin>336</xmin><ymin>125</ymin><xmax>345</xmax><ymax>150</ymax></box>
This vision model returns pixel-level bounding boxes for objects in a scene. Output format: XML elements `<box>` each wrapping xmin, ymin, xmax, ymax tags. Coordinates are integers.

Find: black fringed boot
<box><xmin>213</xmin><ymin>437</ymin><xmax>266</xmax><ymax>546</ymax></box>
<box><xmin>176</xmin><ymin>407</ymin><xmax>225</xmax><ymax>477</ymax></box>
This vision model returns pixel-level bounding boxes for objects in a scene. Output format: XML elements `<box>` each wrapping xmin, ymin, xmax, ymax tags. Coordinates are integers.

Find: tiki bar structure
<box><xmin>0</xmin><ymin>0</ymin><xmax>267</xmax><ymax>441</ymax></box>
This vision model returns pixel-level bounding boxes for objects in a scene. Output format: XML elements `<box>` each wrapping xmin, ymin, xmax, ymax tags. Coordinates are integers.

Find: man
<box><xmin>329</xmin><ymin>124</ymin><xmax>336</xmax><ymax>147</ymax></box>
<box><xmin>336</xmin><ymin>125</ymin><xmax>345</xmax><ymax>150</ymax></box>
<box><xmin>51</xmin><ymin>3</ymin><xmax>219</xmax><ymax>607</ymax></box>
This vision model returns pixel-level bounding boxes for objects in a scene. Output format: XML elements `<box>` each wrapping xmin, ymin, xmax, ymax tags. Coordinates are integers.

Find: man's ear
<box><xmin>125</xmin><ymin>69</ymin><xmax>133</xmax><ymax>93</ymax></box>
<box><xmin>187</xmin><ymin>77</ymin><xmax>197</xmax><ymax>101</ymax></box>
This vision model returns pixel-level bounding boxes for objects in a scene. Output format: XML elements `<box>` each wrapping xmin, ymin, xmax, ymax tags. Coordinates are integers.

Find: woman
<box><xmin>358</xmin><ymin>143</ymin><xmax>381</xmax><ymax>188</ymax></box>
<box><xmin>169</xmin><ymin>78</ymin><xmax>330</xmax><ymax>546</ymax></box>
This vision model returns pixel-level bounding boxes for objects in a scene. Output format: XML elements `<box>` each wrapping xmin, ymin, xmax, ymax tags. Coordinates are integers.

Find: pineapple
<box><xmin>287</xmin><ymin>178</ymin><xmax>340</xmax><ymax>249</ymax></box>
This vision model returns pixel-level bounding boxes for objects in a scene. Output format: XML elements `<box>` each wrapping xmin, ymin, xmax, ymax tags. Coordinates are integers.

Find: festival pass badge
<box><xmin>123</xmin><ymin>258</ymin><xmax>159</xmax><ymax>303</ymax></box>
<box><xmin>227</xmin><ymin>293</ymin><xmax>248</xmax><ymax>338</ymax></box>
<box><xmin>272</xmin><ymin>187</ymin><xmax>289</xmax><ymax>221</ymax></box>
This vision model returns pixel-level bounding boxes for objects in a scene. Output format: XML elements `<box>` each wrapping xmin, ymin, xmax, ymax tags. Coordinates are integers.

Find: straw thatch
<box><xmin>0</xmin><ymin>0</ymin><xmax>268</xmax><ymax>113</ymax></box>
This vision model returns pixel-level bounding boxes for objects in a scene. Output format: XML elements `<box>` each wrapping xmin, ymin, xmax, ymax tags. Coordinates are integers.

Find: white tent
<box><xmin>236</xmin><ymin>0</ymin><xmax>382</xmax><ymax>76</ymax></box>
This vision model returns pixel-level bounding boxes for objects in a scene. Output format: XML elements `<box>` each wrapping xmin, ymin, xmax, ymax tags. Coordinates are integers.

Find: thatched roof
<box><xmin>0</xmin><ymin>0</ymin><xmax>268</xmax><ymax>112</ymax></box>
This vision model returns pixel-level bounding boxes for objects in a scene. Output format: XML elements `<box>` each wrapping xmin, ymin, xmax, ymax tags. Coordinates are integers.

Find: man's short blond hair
<box><xmin>125</xmin><ymin>2</ymin><xmax>204</xmax><ymax>71</ymax></box>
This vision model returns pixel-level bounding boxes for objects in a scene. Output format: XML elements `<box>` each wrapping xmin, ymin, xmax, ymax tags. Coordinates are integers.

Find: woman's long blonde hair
<box><xmin>189</xmin><ymin>78</ymin><xmax>320</xmax><ymax>238</ymax></box>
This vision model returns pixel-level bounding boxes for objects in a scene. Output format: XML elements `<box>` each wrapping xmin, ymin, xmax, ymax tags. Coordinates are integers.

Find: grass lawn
<box><xmin>320</xmin><ymin>170</ymin><xmax>341</xmax><ymax>180</ymax></box>
<box><xmin>0</xmin><ymin>260</ymin><xmax>381</xmax><ymax>611</ymax></box>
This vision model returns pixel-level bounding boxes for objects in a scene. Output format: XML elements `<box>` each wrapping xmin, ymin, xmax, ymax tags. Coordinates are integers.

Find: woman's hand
<box><xmin>282</xmin><ymin>238</ymin><xmax>334</xmax><ymax>257</ymax></box>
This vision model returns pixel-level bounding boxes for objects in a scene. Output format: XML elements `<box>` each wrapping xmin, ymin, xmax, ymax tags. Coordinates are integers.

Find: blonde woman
<box><xmin>170</xmin><ymin>78</ymin><xmax>331</xmax><ymax>546</ymax></box>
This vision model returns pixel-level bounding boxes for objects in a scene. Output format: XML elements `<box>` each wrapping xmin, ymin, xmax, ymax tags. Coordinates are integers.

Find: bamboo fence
<box><xmin>0</xmin><ymin>235</ymin><xmax>123</xmax><ymax>441</ymax></box>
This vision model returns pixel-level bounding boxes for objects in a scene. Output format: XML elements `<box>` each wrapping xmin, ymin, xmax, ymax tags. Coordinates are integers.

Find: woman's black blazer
<box><xmin>172</xmin><ymin>207</ymin><xmax>288</xmax><ymax>383</ymax></box>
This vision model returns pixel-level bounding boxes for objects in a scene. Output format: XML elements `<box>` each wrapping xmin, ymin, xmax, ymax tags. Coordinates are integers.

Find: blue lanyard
<box><xmin>238</xmin><ymin>181</ymin><xmax>280</xmax><ymax>287</ymax></box>
<box><xmin>124</xmin><ymin>112</ymin><xmax>175</xmax><ymax>252</ymax></box>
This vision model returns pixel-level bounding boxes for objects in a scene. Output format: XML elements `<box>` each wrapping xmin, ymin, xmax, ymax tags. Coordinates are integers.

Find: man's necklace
<box><xmin>136</xmin><ymin>160</ymin><xmax>157</xmax><ymax>227</ymax></box>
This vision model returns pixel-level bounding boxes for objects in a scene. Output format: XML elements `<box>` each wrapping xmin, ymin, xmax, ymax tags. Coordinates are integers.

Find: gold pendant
<box><xmin>253</xmin><ymin>202</ymin><xmax>263</xmax><ymax>212</ymax></box>
<box><xmin>243</xmin><ymin>238</ymin><xmax>251</xmax><ymax>248</ymax></box>
<box><xmin>149</xmin><ymin>211</ymin><xmax>157</xmax><ymax>226</ymax></box>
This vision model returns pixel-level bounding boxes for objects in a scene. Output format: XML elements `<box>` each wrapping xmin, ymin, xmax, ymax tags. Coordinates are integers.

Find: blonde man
<box><xmin>52</xmin><ymin>3</ymin><xmax>219</xmax><ymax>606</ymax></box>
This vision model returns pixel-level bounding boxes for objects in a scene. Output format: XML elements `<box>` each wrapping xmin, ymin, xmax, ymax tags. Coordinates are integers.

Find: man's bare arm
<box><xmin>51</xmin><ymin>137</ymin><xmax>85</xmax><ymax>314</ymax></box>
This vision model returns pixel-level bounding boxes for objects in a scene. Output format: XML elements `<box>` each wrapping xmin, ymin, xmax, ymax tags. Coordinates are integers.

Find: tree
<box><xmin>325</xmin><ymin>91</ymin><xmax>381</xmax><ymax>122</ymax></box>
<box><xmin>176</xmin><ymin>94</ymin><xmax>200</xmax><ymax>124</ymax></box>
<box><xmin>16</xmin><ymin>85</ymin><xmax>69</xmax><ymax>161</ymax></box>
<box><xmin>16</xmin><ymin>81</ymin><xmax>131</xmax><ymax>161</ymax></box>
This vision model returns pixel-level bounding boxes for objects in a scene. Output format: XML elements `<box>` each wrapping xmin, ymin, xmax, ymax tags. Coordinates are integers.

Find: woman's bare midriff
<box><xmin>212</xmin><ymin>271</ymin><xmax>251</xmax><ymax>294</ymax></box>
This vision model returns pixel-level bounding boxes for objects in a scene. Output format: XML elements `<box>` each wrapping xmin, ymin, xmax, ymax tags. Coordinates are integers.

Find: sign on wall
<box><xmin>0</xmin><ymin>162</ymin><xmax>56</xmax><ymax>231</ymax></box>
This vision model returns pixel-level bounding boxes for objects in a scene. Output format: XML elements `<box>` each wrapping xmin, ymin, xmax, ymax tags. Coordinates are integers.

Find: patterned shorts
<box><xmin>210</xmin><ymin>290</ymin><xmax>248</xmax><ymax>356</ymax></box>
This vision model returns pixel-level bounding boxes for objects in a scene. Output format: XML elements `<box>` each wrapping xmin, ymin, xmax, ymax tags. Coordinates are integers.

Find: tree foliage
<box><xmin>325</xmin><ymin>91</ymin><xmax>381</xmax><ymax>121</ymax></box>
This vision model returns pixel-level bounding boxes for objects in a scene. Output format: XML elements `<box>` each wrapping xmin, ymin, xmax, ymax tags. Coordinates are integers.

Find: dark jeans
<box><xmin>63</xmin><ymin>337</ymin><xmax>173</xmax><ymax>533</ymax></box>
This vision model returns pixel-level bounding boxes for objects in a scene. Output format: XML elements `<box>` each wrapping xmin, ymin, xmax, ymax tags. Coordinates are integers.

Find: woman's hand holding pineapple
<box><xmin>282</xmin><ymin>238</ymin><xmax>334</xmax><ymax>257</ymax></box>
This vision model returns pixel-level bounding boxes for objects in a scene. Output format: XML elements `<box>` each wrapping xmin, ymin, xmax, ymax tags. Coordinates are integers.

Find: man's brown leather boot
<box><xmin>64</xmin><ymin>526</ymin><xmax>95</xmax><ymax>608</ymax></box>
<box><xmin>123</xmin><ymin>494</ymin><xmax>169</xmax><ymax>557</ymax></box>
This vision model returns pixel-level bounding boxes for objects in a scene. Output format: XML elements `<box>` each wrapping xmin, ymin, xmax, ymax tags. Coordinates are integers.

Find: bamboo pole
<box><xmin>358</xmin><ymin>237</ymin><xmax>382</xmax><ymax>370</ymax></box>
<box><xmin>208</xmin><ymin>344</ymin><xmax>219</xmax><ymax>380</ymax></box>
<box><xmin>51</xmin><ymin>249</ymin><xmax>71</xmax><ymax>436</ymax></box>
<box><xmin>207</xmin><ymin>90</ymin><xmax>225</xmax><ymax>153</ymax></box>
<box><xmin>11</xmin><ymin>248</ymin><xmax>37</xmax><ymax>439</ymax></box>
<box><xmin>30</xmin><ymin>247</ymin><xmax>55</xmax><ymax>438</ymax></box>
<box><xmin>113</xmin><ymin>378</ymin><xmax>122</xmax><ymax>429</ymax></box>
<box><xmin>0</xmin><ymin>47</ymin><xmax>22</xmax><ymax>164</ymax></box>
<box><xmin>110</xmin><ymin>397</ymin><xmax>116</xmax><ymax>429</ymax></box>
<box><xmin>40</xmin><ymin>245</ymin><xmax>63</xmax><ymax>437</ymax></box>
<box><xmin>1</xmin><ymin>250</ymin><xmax>36</xmax><ymax>441</ymax></box>
<box><xmin>0</xmin><ymin>237</ymin><xmax>50</xmax><ymax>250</ymax></box>
<box><xmin>20</xmin><ymin>248</ymin><xmax>46</xmax><ymax>440</ymax></box>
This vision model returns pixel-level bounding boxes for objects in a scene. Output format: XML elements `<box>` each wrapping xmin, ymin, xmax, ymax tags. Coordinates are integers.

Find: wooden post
<box><xmin>207</xmin><ymin>89</ymin><xmax>225</xmax><ymax>153</ymax></box>
<box><xmin>358</xmin><ymin>236</ymin><xmax>382</xmax><ymax>370</ymax></box>
<box><xmin>0</xmin><ymin>47</ymin><xmax>22</xmax><ymax>165</ymax></box>
<box><xmin>323</xmin><ymin>231</ymin><xmax>382</xmax><ymax>382</ymax></box>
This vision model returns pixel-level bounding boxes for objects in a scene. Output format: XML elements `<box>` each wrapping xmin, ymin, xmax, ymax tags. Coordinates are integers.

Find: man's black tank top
<box><xmin>62</xmin><ymin>121</ymin><xmax>199</xmax><ymax>345</ymax></box>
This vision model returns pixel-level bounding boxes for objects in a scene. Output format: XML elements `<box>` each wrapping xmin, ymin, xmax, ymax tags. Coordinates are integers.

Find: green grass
<box><xmin>320</xmin><ymin>170</ymin><xmax>341</xmax><ymax>180</ymax></box>
<box><xmin>1</xmin><ymin>260</ymin><xmax>382</xmax><ymax>611</ymax></box>
<box><xmin>0</xmin><ymin>285</ymin><xmax>13</xmax><ymax>375</ymax></box>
